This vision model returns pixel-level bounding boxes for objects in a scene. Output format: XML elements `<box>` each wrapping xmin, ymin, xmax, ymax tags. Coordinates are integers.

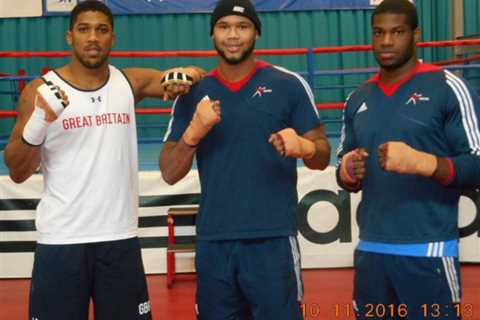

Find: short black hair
<box><xmin>69</xmin><ymin>0</ymin><xmax>114</xmax><ymax>30</ymax></box>
<box><xmin>371</xmin><ymin>0</ymin><xmax>418</xmax><ymax>30</ymax></box>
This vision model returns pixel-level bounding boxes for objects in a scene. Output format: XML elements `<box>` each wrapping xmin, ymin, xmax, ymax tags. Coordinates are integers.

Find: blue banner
<box><xmin>45</xmin><ymin>0</ymin><xmax>412</xmax><ymax>16</ymax></box>
<box><xmin>106</xmin><ymin>0</ymin><xmax>377</xmax><ymax>14</ymax></box>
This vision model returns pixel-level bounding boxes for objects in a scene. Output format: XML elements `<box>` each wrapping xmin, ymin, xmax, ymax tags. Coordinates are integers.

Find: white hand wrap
<box><xmin>22</xmin><ymin>82</ymin><xmax>67</xmax><ymax>146</ymax></box>
<box><xmin>161</xmin><ymin>71</ymin><xmax>194</xmax><ymax>87</ymax></box>
<box><xmin>37</xmin><ymin>81</ymin><xmax>68</xmax><ymax>116</ymax></box>
<box><xmin>22</xmin><ymin>107</ymin><xmax>48</xmax><ymax>146</ymax></box>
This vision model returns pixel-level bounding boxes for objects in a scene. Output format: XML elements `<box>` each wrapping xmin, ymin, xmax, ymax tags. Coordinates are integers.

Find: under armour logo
<box><xmin>406</xmin><ymin>92</ymin><xmax>430</xmax><ymax>105</ymax></box>
<box><xmin>91</xmin><ymin>96</ymin><xmax>102</xmax><ymax>103</ymax></box>
<box><xmin>252</xmin><ymin>86</ymin><xmax>272</xmax><ymax>98</ymax></box>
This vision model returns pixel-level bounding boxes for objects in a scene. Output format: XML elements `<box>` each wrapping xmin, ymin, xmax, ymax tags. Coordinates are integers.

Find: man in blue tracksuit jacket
<box><xmin>160</xmin><ymin>0</ymin><xmax>331</xmax><ymax>319</ymax></box>
<box><xmin>336</xmin><ymin>0</ymin><xmax>480</xmax><ymax>319</ymax></box>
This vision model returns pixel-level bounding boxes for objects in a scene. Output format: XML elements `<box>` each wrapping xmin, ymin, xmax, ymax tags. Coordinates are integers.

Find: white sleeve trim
<box><xmin>162</xmin><ymin>96</ymin><xmax>180</xmax><ymax>142</ymax></box>
<box><xmin>272</xmin><ymin>65</ymin><xmax>319</xmax><ymax>118</ymax></box>
<box><xmin>445</xmin><ymin>70</ymin><xmax>480</xmax><ymax>156</ymax></box>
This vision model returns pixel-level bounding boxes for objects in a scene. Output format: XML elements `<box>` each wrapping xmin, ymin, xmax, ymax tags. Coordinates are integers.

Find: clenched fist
<box><xmin>269</xmin><ymin>128</ymin><xmax>316</xmax><ymax>159</ymax></box>
<box><xmin>378</xmin><ymin>141</ymin><xmax>437</xmax><ymax>177</ymax></box>
<box><xmin>182</xmin><ymin>96</ymin><xmax>221</xmax><ymax>147</ymax></box>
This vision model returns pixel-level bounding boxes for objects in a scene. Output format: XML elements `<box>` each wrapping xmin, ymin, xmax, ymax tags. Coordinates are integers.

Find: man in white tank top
<box><xmin>4</xmin><ymin>1</ymin><xmax>203</xmax><ymax>319</ymax></box>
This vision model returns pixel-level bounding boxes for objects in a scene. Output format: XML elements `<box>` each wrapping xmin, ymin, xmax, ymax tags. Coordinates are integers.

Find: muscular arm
<box><xmin>123</xmin><ymin>66</ymin><xmax>204</xmax><ymax>103</ymax></box>
<box><xmin>4</xmin><ymin>79</ymin><xmax>44</xmax><ymax>183</ymax></box>
<box><xmin>159</xmin><ymin>140</ymin><xmax>196</xmax><ymax>185</ymax></box>
<box><xmin>302</xmin><ymin>125</ymin><xmax>331</xmax><ymax>170</ymax></box>
<box><xmin>123</xmin><ymin>68</ymin><xmax>164</xmax><ymax>103</ymax></box>
<box><xmin>123</xmin><ymin>68</ymin><xmax>167</xmax><ymax>103</ymax></box>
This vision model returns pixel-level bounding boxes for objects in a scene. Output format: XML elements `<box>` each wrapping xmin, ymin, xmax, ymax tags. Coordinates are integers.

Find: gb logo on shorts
<box><xmin>138</xmin><ymin>301</ymin><xmax>151</xmax><ymax>315</ymax></box>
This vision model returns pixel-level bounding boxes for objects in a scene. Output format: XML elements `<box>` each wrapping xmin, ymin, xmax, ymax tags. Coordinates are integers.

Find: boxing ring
<box><xmin>1</xmin><ymin>40</ymin><xmax>480</xmax><ymax>279</ymax></box>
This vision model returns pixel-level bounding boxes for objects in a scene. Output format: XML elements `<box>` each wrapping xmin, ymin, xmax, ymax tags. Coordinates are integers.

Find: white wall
<box><xmin>0</xmin><ymin>0</ymin><xmax>42</xmax><ymax>18</ymax></box>
<box><xmin>1</xmin><ymin>167</ymin><xmax>479</xmax><ymax>278</ymax></box>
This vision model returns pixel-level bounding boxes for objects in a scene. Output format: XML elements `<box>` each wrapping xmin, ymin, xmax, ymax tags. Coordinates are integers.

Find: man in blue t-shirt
<box><xmin>337</xmin><ymin>0</ymin><xmax>480</xmax><ymax>319</ymax></box>
<box><xmin>160</xmin><ymin>0</ymin><xmax>331</xmax><ymax>318</ymax></box>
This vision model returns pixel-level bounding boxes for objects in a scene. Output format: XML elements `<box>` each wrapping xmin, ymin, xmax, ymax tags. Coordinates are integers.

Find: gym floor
<box><xmin>1</xmin><ymin>266</ymin><xmax>479</xmax><ymax>319</ymax></box>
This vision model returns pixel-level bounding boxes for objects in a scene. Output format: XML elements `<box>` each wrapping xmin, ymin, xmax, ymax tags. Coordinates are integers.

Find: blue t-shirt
<box><xmin>164</xmin><ymin>61</ymin><xmax>321</xmax><ymax>240</ymax></box>
<box><xmin>337</xmin><ymin>63</ymin><xmax>480</xmax><ymax>248</ymax></box>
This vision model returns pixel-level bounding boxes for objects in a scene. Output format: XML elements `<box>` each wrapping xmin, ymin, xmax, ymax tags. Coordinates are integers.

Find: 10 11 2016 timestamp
<box><xmin>421</xmin><ymin>303</ymin><xmax>473</xmax><ymax>318</ymax></box>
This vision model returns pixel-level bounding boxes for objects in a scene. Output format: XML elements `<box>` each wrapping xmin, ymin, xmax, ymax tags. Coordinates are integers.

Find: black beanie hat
<box><xmin>210</xmin><ymin>0</ymin><xmax>261</xmax><ymax>35</ymax></box>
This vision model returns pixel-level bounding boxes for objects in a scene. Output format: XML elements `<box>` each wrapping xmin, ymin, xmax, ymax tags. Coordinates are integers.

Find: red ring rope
<box><xmin>0</xmin><ymin>39</ymin><xmax>477</xmax><ymax>119</ymax></box>
<box><xmin>0</xmin><ymin>39</ymin><xmax>478</xmax><ymax>58</ymax></box>
<box><xmin>0</xmin><ymin>104</ymin><xmax>341</xmax><ymax>118</ymax></box>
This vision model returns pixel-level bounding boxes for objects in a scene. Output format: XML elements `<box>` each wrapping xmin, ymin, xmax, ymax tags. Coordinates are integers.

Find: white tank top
<box><xmin>37</xmin><ymin>65</ymin><xmax>138</xmax><ymax>244</ymax></box>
